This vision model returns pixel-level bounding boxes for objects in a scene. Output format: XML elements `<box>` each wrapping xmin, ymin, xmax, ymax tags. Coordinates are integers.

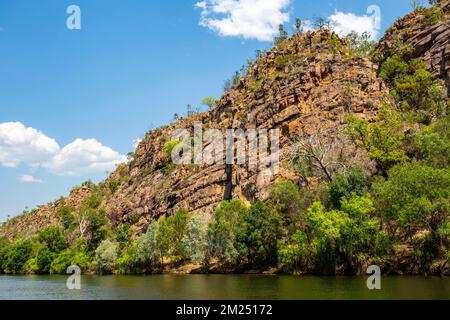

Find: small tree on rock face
<box><xmin>294</xmin><ymin>18</ymin><xmax>302</xmax><ymax>34</ymax></box>
<box><xmin>313</xmin><ymin>17</ymin><xmax>333</xmax><ymax>30</ymax></box>
<box><xmin>345</xmin><ymin>32</ymin><xmax>376</xmax><ymax>58</ymax></box>
<box><xmin>274</xmin><ymin>24</ymin><xmax>288</xmax><ymax>44</ymax></box>
<box><xmin>202</xmin><ymin>96</ymin><xmax>218</xmax><ymax>110</ymax></box>
<box><xmin>269</xmin><ymin>180</ymin><xmax>302</xmax><ymax>221</ymax></box>
<box><xmin>344</xmin><ymin>106</ymin><xmax>408</xmax><ymax>176</ymax></box>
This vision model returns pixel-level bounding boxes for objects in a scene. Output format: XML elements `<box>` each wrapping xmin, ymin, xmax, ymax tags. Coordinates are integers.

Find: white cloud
<box><xmin>43</xmin><ymin>138</ymin><xmax>127</xmax><ymax>176</ymax></box>
<box><xmin>0</xmin><ymin>122</ymin><xmax>60</xmax><ymax>168</ymax></box>
<box><xmin>19</xmin><ymin>175</ymin><xmax>43</xmax><ymax>183</ymax></box>
<box><xmin>133</xmin><ymin>138</ymin><xmax>142</xmax><ymax>149</ymax></box>
<box><xmin>196</xmin><ymin>0</ymin><xmax>292</xmax><ymax>41</ymax></box>
<box><xmin>0</xmin><ymin>122</ymin><xmax>126</xmax><ymax>176</ymax></box>
<box><xmin>329</xmin><ymin>10</ymin><xmax>380</xmax><ymax>40</ymax></box>
<box><xmin>301</xmin><ymin>20</ymin><xmax>315</xmax><ymax>32</ymax></box>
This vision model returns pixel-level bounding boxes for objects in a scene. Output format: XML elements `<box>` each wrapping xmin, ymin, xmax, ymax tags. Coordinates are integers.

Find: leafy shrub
<box><xmin>50</xmin><ymin>249</ymin><xmax>91</xmax><ymax>274</ymax></box>
<box><xmin>345</xmin><ymin>32</ymin><xmax>376</xmax><ymax>58</ymax></box>
<box><xmin>237</xmin><ymin>201</ymin><xmax>283</xmax><ymax>267</ymax></box>
<box><xmin>208</xmin><ymin>199</ymin><xmax>248</xmax><ymax>265</ymax></box>
<box><xmin>116</xmin><ymin>242</ymin><xmax>138</xmax><ymax>274</ymax></box>
<box><xmin>181</xmin><ymin>214</ymin><xmax>210</xmax><ymax>264</ymax></box>
<box><xmin>3</xmin><ymin>240</ymin><xmax>33</xmax><ymax>274</ymax></box>
<box><xmin>0</xmin><ymin>237</ymin><xmax>11</xmax><ymax>273</ymax></box>
<box><xmin>372</xmin><ymin>162</ymin><xmax>450</xmax><ymax>239</ymax></box>
<box><xmin>328</xmin><ymin>169</ymin><xmax>369</xmax><ymax>209</ymax></box>
<box><xmin>35</xmin><ymin>226</ymin><xmax>66</xmax><ymax>253</ymax></box>
<box><xmin>269</xmin><ymin>180</ymin><xmax>302</xmax><ymax>220</ymax></box>
<box><xmin>136</xmin><ymin>222</ymin><xmax>163</xmax><ymax>269</ymax></box>
<box><xmin>202</xmin><ymin>96</ymin><xmax>218</xmax><ymax>110</ymax></box>
<box><xmin>57</xmin><ymin>206</ymin><xmax>75</xmax><ymax>231</ymax></box>
<box><xmin>35</xmin><ymin>245</ymin><xmax>56</xmax><ymax>274</ymax></box>
<box><xmin>274</xmin><ymin>54</ymin><xmax>299</xmax><ymax>71</ymax></box>
<box><xmin>345</xmin><ymin>106</ymin><xmax>408</xmax><ymax>174</ymax></box>
<box><xmin>417</xmin><ymin>116</ymin><xmax>450</xmax><ymax>169</ymax></box>
<box><xmin>278</xmin><ymin>230</ymin><xmax>308</xmax><ymax>271</ymax></box>
<box><xmin>95</xmin><ymin>240</ymin><xmax>118</xmax><ymax>273</ymax></box>
<box><xmin>380</xmin><ymin>56</ymin><xmax>447</xmax><ymax>122</ymax></box>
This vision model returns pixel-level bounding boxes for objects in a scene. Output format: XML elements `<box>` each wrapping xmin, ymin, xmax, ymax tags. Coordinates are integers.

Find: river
<box><xmin>0</xmin><ymin>275</ymin><xmax>448</xmax><ymax>300</ymax></box>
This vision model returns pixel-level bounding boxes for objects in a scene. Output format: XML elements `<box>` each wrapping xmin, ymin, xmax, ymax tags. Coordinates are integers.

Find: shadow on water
<box><xmin>0</xmin><ymin>275</ymin><xmax>449</xmax><ymax>300</ymax></box>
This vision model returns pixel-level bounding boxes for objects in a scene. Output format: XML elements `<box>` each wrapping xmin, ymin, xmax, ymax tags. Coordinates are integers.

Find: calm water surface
<box><xmin>0</xmin><ymin>275</ymin><xmax>449</xmax><ymax>300</ymax></box>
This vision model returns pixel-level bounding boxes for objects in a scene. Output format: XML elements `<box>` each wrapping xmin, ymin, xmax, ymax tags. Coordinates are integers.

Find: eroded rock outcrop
<box><xmin>377</xmin><ymin>0</ymin><xmax>450</xmax><ymax>94</ymax></box>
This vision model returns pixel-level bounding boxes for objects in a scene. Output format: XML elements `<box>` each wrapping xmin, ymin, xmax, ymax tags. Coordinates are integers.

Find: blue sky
<box><xmin>0</xmin><ymin>0</ymin><xmax>413</xmax><ymax>221</ymax></box>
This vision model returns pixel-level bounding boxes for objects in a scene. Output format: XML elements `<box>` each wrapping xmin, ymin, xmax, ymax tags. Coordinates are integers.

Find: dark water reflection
<box><xmin>0</xmin><ymin>275</ymin><xmax>448</xmax><ymax>300</ymax></box>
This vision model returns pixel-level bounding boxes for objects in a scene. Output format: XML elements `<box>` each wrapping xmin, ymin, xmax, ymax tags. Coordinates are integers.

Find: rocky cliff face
<box><xmin>102</xmin><ymin>30</ymin><xmax>386</xmax><ymax>234</ymax></box>
<box><xmin>377</xmin><ymin>0</ymin><xmax>450</xmax><ymax>95</ymax></box>
<box><xmin>1</xmin><ymin>2</ymin><xmax>448</xmax><ymax>240</ymax></box>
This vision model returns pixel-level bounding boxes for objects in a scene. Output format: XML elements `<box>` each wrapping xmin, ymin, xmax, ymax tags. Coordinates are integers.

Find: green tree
<box><xmin>274</xmin><ymin>24</ymin><xmax>288</xmax><ymax>44</ymax></box>
<box><xmin>114</xmin><ymin>223</ymin><xmax>132</xmax><ymax>250</ymax></box>
<box><xmin>86</xmin><ymin>208</ymin><xmax>111</xmax><ymax>251</ymax></box>
<box><xmin>116</xmin><ymin>242</ymin><xmax>138</xmax><ymax>274</ymax></box>
<box><xmin>136</xmin><ymin>222</ymin><xmax>164</xmax><ymax>270</ymax></box>
<box><xmin>35</xmin><ymin>226</ymin><xmax>66</xmax><ymax>253</ymax></box>
<box><xmin>302</xmin><ymin>202</ymin><xmax>347</xmax><ymax>274</ymax></box>
<box><xmin>417</xmin><ymin>116</ymin><xmax>450</xmax><ymax>169</ymax></box>
<box><xmin>35</xmin><ymin>245</ymin><xmax>56</xmax><ymax>274</ymax></box>
<box><xmin>278</xmin><ymin>230</ymin><xmax>309</xmax><ymax>272</ymax></box>
<box><xmin>208</xmin><ymin>199</ymin><xmax>248</xmax><ymax>265</ymax></box>
<box><xmin>182</xmin><ymin>214</ymin><xmax>210</xmax><ymax>264</ymax></box>
<box><xmin>0</xmin><ymin>237</ymin><xmax>11</xmax><ymax>273</ymax></box>
<box><xmin>345</xmin><ymin>106</ymin><xmax>408</xmax><ymax>175</ymax></box>
<box><xmin>3</xmin><ymin>239</ymin><xmax>33</xmax><ymax>274</ymax></box>
<box><xmin>50</xmin><ymin>248</ymin><xmax>91</xmax><ymax>274</ymax></box>
<box><xmin>269</xmin><ymin>180</ymin><xmax>302</xmax><ymax>221</ymax></box>
<box><xmin>380</xmin><ymin>56</ymin><xmax>447</xmax><ymax>123</ymax></box>
<box><xmin>372</xmin><ymin>162</ymin><xmax>449</xmax><ymax>269</ymax></box>
<box><xmin>294</xmin><ymin>18</ymin><xmax>302</xmax><ymax>34</ymax></box>
<box><xmin>238</xmin><ymin>201</ymin><xmax>283</xmax><ymax>267</ymax></box>
<box><xmin>345</xmin><ymin>31</ymin><xmax>376</xmax><ymax>58</ymax></box>
<box><xmin>168</xmin><ymin>209</ymin><xmax>191</xmax><ymax>261</ymax></box>
<box><xmin>202</xmin><ymin>96</ymin><xmax>218</xmax><ymax>110</ymax></box>
<box><xmin>57</xmin><ymin>206</ymin><xmax>75</xmax><ymax>231</ymax></box>
<box><xmin>338</xmin><ymin>195</ymin><xmax>389</xmax><ymax>273</ymax></box>
<box><xmin>95</xmin><ymin>240</ymin><xmax>118</xmax><ymax>273</ymax></box>
<box><xmin>328</xmin><ymin>169</ymin><xmax>369</xmax><ymax>209</ymax></box>
<box><xmin>372</xmin><ymin>162</ymin><xmax>449</xmax><ymax>239</ymax></box>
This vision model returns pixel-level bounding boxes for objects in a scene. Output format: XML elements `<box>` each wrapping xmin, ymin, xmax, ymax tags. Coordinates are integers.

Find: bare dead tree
<box><xmin>288</xmin><ymin>129</ymin><xmax>347</xmax><ymax>182</ymax></box>
<box><xmin>77</xmin><ymin>212</ymin><xmax>88</xmax><ymax>238</ymax></box>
